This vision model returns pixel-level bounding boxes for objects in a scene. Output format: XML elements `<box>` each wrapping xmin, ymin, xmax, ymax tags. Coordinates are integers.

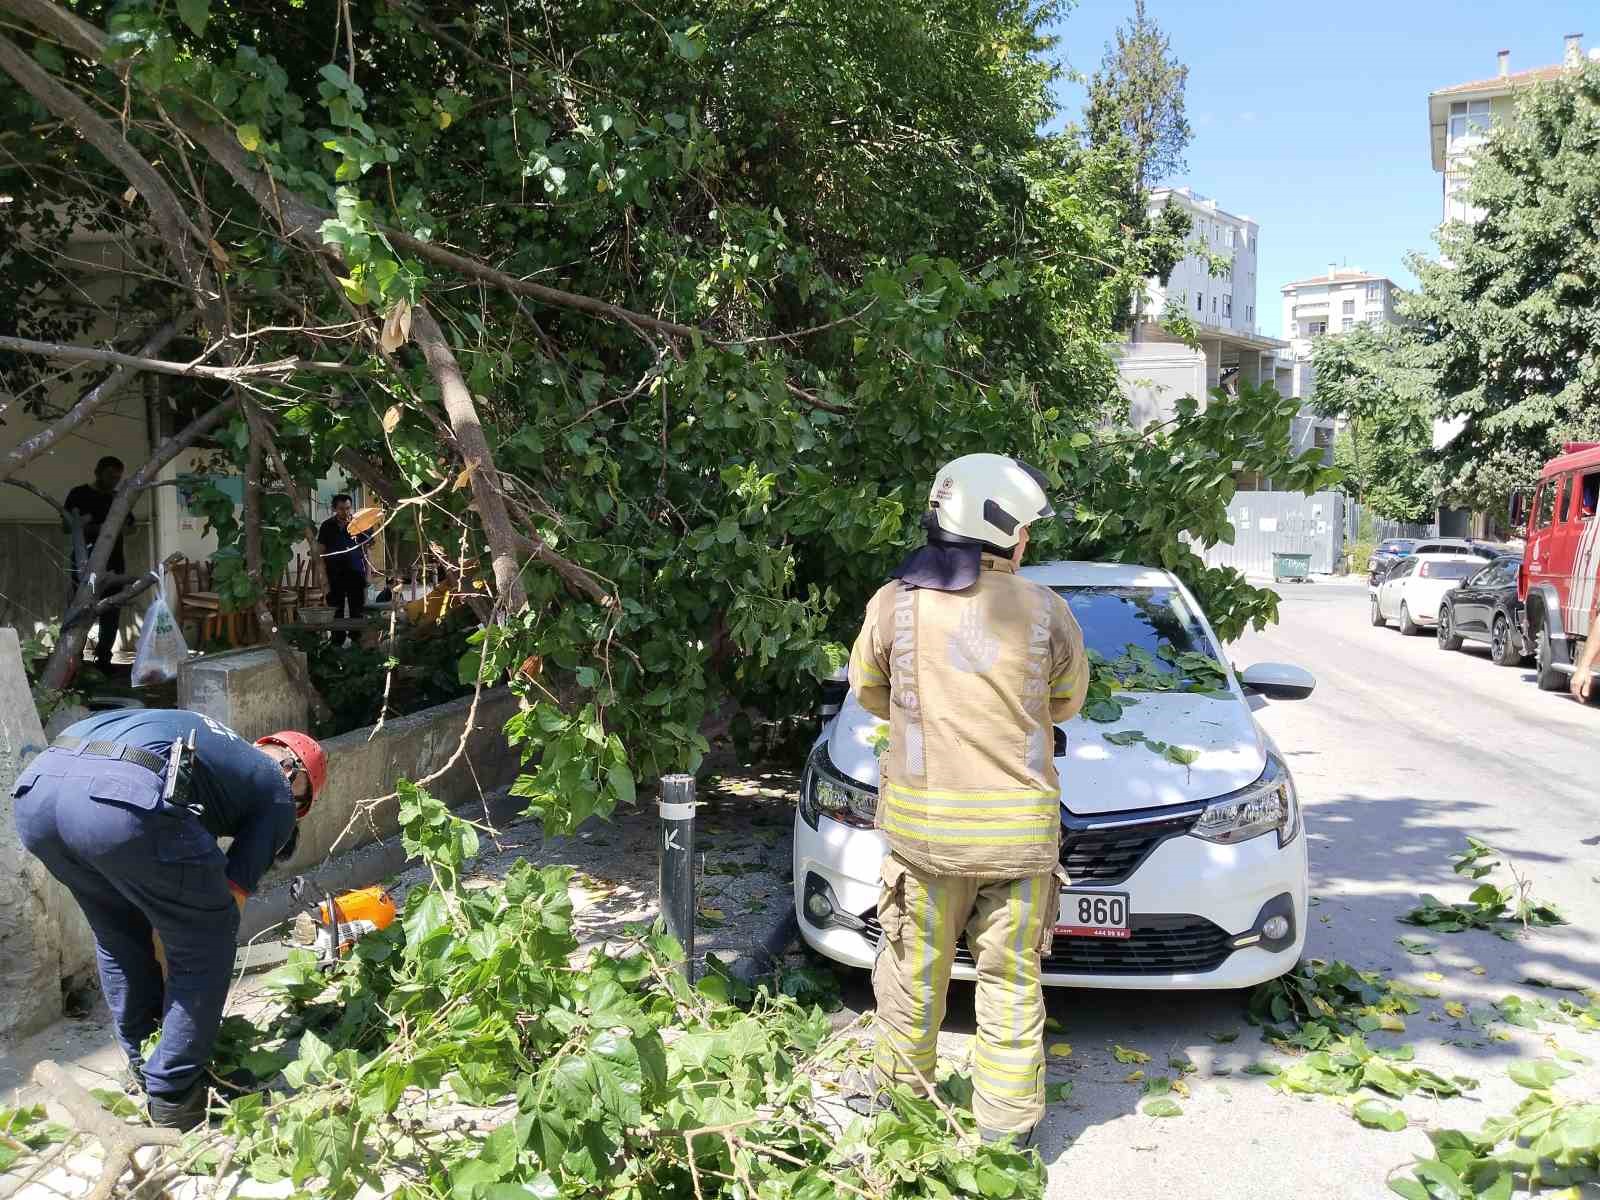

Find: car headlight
<box><xmin>798</xmin><ymin>744</ymin><xmax>878</xmax><ymax>830</ymax></box>
<box><xmin>1191</xmin><ymin>755</ymin><xmax>1299</xmax><ymax>847</ymax></box>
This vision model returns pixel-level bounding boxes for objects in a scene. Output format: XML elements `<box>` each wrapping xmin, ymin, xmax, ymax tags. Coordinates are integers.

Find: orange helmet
<box><xmin>255</xmin><ymin>731</ymin><xmax>327</xmax><ymax>816</ymax></box>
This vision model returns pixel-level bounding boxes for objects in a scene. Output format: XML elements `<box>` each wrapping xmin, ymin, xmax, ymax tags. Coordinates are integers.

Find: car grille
<box><xmin>859</xmin><ymin>912</ymin><xmax>1233</xmax><ymax>977</ymax></box>
<box><xmin>1059</xmin><ymin>810</ymin><xmax>1198</xmax><ymax>886</ymax></box>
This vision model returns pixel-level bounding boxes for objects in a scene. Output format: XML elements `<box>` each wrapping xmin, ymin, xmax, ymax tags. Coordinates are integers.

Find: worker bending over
<box><xmin>12</xmin><ymin>710</ymin><xmax>324</xmax><ymax>1129</ymax></box>
<box><xmin>849</xmin><ymin>454</ymin><xmax>1087</xmax><ymax>1143</ymax></box>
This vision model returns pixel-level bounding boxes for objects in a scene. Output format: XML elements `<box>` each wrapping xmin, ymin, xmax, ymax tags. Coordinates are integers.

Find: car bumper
<box><xmin>792</xmin><ymin>811</ymin><xmax>1308</xmax><ymax>990</ymax></box>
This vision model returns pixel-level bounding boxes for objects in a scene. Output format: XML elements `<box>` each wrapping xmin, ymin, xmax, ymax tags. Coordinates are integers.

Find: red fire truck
<box><xmin>1516</xmin><ymin>442</ymin><xmax>1600</xmax><ymax>692</ymax></box>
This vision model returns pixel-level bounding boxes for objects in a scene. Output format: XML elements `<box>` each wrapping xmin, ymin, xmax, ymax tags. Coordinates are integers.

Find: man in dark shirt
<box><xmin>316</xmin><ymin>493</ymin><xmax>370</xmax><ymax>647</ymax></box>
<box><xmin>11</xmin><ymin>710</ymin><xmax>325</xmax><ymax>1129</ymax></box>
<box><xmin>63</xmin><ymin>456</ymin><xmax>134</xmax><ymax>669</ymax></box>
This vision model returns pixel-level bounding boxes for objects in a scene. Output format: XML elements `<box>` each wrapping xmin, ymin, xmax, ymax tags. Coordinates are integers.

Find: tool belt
<box><xmin>52</xmin><ymin>731</ymin><xmax>200</xmax><ymax>814</ymax></box>
<box><xmin>51</xmin><ymin>734</ymin><xmax>167</xmax><ymax>775</ymax></box>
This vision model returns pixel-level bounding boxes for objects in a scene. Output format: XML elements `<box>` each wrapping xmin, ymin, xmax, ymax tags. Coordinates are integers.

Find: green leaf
<box><xmin>1101</xmin><ymin>730</ymin><xmax>1145</xmax><ymax>746</ymax></box>
<box><xmin>1162</xmin><ymin>744</ymin><xmax>1200</xmax><ymax>766</ymax></box>
<box><xmin>1142</xmin><ymin>1097</ymin><xmax>1182</xmax><ymax>1118</ymax></box>
<box><xmin>1506</xmin><ymin>1059</ymin><xmax>1572</xmax><ymax>1089</ymax></box>
<box><xmin>1352</xmin><ymin>1099</ymin><xmax>1408</xmax><ymax>1131</ymax></box>
<box><xmin>176</xmin><ymin>0</ymin><xmax>210</xmax><ymax>36</ymax></box>
<box><xmin>236</xmin><ymin>123</ymin><xmax>262</xmax><ymax>152</ymax></box>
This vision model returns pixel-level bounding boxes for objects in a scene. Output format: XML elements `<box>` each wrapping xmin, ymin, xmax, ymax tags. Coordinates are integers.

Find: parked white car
<box><xmin>1369</xmin><ymin>553</ymin><xmax>1481</xmax><ymax>635</ymax></box>
<box><xmin>793</xmin><ymin>561</ymin><xmax>1315</xmax><ymax>991</ymax></box>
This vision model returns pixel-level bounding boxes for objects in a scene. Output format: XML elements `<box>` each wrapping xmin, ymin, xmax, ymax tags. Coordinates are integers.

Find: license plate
<box><xmin>1056</xmin><ymin>890</ymin><xmax>1130</xmax><ymax>939</ymax></box>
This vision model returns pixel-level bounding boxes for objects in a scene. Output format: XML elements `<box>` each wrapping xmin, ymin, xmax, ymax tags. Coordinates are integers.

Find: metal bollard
<box><xmin>657</xmin><ymin>774</ymin><xmax>697</xmax><ymax>980</ymax></box>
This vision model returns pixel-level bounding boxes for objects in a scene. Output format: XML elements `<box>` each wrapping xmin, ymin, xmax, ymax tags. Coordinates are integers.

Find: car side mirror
<box><xmin>1239</xmin><ymin>662</ymin><xmax>1316</xmax><ymax>700</ymax></box>
<box><xmin>1053</xmin><ymin>725</ymin><xmax>1067</xmax><ymax>758</ymax></box>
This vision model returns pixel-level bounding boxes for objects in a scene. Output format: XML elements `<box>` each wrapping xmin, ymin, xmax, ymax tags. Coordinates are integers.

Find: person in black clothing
<box><xmin>11</xmin><ymin>710</ymin><xmax>325</xmax><ymax>1129</ymax></box>
<box><xmin>64</xmin><ymin>456</ymin><xmax>133</xmax><ymax>669</ymax></box>
<box><xmin>316</xmin><ymin>493</ymin><xmax>371</xmax><ymax>646</ymax></box>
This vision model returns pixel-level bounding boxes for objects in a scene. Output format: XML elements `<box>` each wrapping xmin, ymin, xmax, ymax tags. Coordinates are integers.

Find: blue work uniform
<box><xmin>11</xmin><ymin>710</ymin><xmax>297</xmax><ymax>1102</ymax></box>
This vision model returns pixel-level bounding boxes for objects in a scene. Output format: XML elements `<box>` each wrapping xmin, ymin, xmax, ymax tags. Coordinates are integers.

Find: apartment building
<box><xmin>1281</xmin><ymin>268</ymin><xmax>1397</xmax><ymax>345</ymax></box>
<box><xmin>1114</xmin><ymin>187</ymin><xmax>1287</xmax><ymax>430</ymax></box>
<box><xmin>1429</xmin><ymin>33</ymin><xmax>1597</xmax><ymax>225</ymax></box>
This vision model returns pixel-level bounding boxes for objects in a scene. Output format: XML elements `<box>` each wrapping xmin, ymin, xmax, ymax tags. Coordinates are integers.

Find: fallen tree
<box><xmin>0</xmin><ymin>0</ymin><xmax>1335</xmax><ymax>834</ymax></box>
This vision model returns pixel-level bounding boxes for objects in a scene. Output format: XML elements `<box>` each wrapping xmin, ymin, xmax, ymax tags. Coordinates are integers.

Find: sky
<box><xmin>1045</xmin><ymin>0</ymin><xmax>1596</xmax><ymax>338</ymax></box>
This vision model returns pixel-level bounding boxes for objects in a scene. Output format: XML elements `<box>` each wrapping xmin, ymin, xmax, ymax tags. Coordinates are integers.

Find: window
<box><xmin>1449</xmin><ymin>99</ymin><xmax>1491</xmax><ymax>142</ymax></box>
<box><xmin>1342</xmin><ymin>299</ymin><xmax>1355</xmax><ymax>315</ymax></box>
<box><xmin>1444</xmin><ymin>171</ymin><xmax>1480</xmax><ymax>224</ymax></box>
<box><xmin>1418</xmin><ymin>560</ymin><xmax>1479</xmax><ymax>581</ymax></box>
<box><xmin>1223</xmin><ymin>296</ymin><xmax>1233</xmax><ymax>318</ymax></box>
<box><xmin>1246</xmin><ymin>305</ymin><xmax>1253</xmax><ymax>322</ymax></box>
<box><xmin>1559</xmin><ymin>473</ymin><xmax>1574</xmax><ymax>522</ymax></box>
<box><xmin>1052</xmin><ymin>586</ymin><xmax>1221</xmax><ymax>686</ymax></box>
<box><xmin>1367</xmin><ymin>282</ymin><xmax>1382</xmax><ymax>302</ymax></box>
<box><xmin>1341</xmin><ymin>317</ymin><xmax>1354</xmax><ymax>330</ymax></box>
<box><xmin>1250</xmin><ymin>234</ymin><xmax>1257</xmax><ymax>252</ymax></box>
<box><xmin>1313</xmin><ymin>426</ymin><xmax>1334</xmax><ymax>449</ymax></box>
<box><xmin>1307</xmin><ymin>320</ymin><xmax>1327</xmax><ymax>335</ymax></box>
<box><xmin>1196</xmin><ymin>293</ymin><xmax>1204</xmax><ymax>313</ymax></box>
<box><xmin>1225</xmin><ymin>228</ymin><xmax>1235</xmax><ymax>248</ymax></box>
<box><xmin>1534</xmin><ymin>480</ymin><xmax>1558</xmax><ymax>529</ymax></box>
<box><xmin>1581</xmin><ymin>472</ymin><xmax>1600</xmax><ymax>520</ymax></box>
<box><xmin>1211</xmin><ymin>296</ymin><xmax>1217</xmax><ymax>314</ymax></box>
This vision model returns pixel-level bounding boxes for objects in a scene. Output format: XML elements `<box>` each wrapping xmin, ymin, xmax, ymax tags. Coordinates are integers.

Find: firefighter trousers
<box><xmin>871</xmin><ymin>852</ymin><xmax>1054</xmax><ymax>1133</ymax></box>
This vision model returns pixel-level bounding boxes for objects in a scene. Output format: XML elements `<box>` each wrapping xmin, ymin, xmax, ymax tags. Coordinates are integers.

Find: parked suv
<box><xmin>1516</xmin><ymin>442</ymin><xmax>1600</xmax><ymax>691</ymax></box>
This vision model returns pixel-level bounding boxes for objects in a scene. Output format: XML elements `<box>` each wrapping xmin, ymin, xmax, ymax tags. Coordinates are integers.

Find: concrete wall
<box><xmin>0</xmin><ymin>629</ymin><xmax>97</xmax><ymax>1041</ymax></box>
<box><xmin>1201</xmin><ymin>490</ymin><xmax>1348</xmax><ymax>577</ymax></box>
<box><xmin>178</xmin><ymin>646</ymin><xmax>310</xmax><ymax>744</ymax></box>
<box><xmin>269</xmin><ymin>688</ymin><xmax>521</xmax><ymax>879</ymax></box>
<box><xmin>1113</xmin><ymin>340</ymin><xmax>1207</xmax><ymax>429</ymax></box>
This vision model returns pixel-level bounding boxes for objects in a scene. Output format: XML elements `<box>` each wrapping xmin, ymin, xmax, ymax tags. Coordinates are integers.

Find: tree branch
<box><xmin>0</xmin><ymin>333</ymin><xmax>363</xmax><ymax>383</ymax></box>
<box><xmin>43</xmin><ymin>398</ymin><xmax>238</xmax><ymax>688</ymax></box>
<box><xmin>409</xmin><ymin>305</ymin><xmax>528</xmax><ymax>614</ymax></box>
<box><xmin>0</xmin><ymin>322</ymin><xmax>181</xmax><ymax>483</ymax></box>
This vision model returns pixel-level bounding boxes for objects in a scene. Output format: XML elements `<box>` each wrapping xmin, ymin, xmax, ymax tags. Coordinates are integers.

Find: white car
<box><xmin>793</xmin><ymin>561</ymin><xmax>1315</xmax><ymax>991</ymax></box>
<box><xmin>1370</xmin><ymin>553</ymin><xmax>1481</xmax><ymax>635</ymax></box>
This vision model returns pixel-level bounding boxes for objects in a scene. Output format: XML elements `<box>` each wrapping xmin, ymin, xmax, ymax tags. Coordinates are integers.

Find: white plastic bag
<box><xmin>131</xmin><ymin>567</ymin><xmax>190</xmax><ymax>687</ymax></box>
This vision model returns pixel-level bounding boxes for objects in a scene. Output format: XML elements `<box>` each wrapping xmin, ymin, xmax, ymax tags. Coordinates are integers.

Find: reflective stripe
<box><xmin>881</xmin><ymin>802</ymin><xmax>1056</xmax><ymax>825</ymax></box>
<box><xmin>880</xmin><ymin>818</ymin><xmax>1057</xmax><ymax>845</ymax></box>
<box><xmin>884</xmin><ymin>781</ymin><xmax>1055</xmax><ymax>803</ymax></box>
<box><xmin>882</xmin><ymin>789</ymin><xmax>1057</xmax><ymax>813</ymax></box>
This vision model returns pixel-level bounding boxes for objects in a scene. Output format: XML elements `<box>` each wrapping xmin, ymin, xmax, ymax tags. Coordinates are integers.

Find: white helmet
<box><xmin>926</xmin><ymin>454</ymin><xmax>1055</xmax><ymax>552</ymax></box>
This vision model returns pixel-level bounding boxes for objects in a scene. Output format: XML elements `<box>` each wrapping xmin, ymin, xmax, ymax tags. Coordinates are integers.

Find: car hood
<box><xmin>825</xmin><ymin>690</ymin><xmax>1268</xmax><ymax>816</ymax></box>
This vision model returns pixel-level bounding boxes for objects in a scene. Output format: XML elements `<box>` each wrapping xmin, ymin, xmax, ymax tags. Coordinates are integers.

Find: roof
<box><xmin>1430</xmin><ymin>64</ymin><xmax>1567</xmax><ymax>98</ymax></box>
<box><xmin>1281</xmin><ymin>272</ymin><xmax>1389</xmax><ymax>291</ymax></box>
<box><xmin>1544</xmin><ymin>441</ymin><xmax>1600</xmax><ymax>475</ymax></box>
<box><xmin>1021</xmin><ymin>561</ymin><xmax>1176</xmax><ymax>589</ymax></box>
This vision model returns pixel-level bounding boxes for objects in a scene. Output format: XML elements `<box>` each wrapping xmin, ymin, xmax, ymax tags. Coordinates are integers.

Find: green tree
<box><xmin>1083</xmin><ymin>0</ymin><xmax>1193</xmax><ymax>191</ymax></box>
<box><xmin>1309</xmin><ymin>323</ymin><xmax>1435</xmax><ymax>522</ymax></box>
<box><xmin>1407</xmin><ymin>61</ymin><xmax>1600</xmax><ymax>513</ymax></box>
<box><xmin>0</xmin><ymin>0</ymin><xmax>1333</xmax><ymax>834</ymax></box>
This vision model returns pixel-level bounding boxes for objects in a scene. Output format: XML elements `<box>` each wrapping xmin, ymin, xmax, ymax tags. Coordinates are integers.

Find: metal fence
<box><xmin>1346</xmin><ymin>504</ymin><xmax>1436</xmax><ymax>544</ymax></box>
<box><xmin>1199</xmin><ymin>490</ymin><xmax>1347</xmax><ymax>576</ymax></box>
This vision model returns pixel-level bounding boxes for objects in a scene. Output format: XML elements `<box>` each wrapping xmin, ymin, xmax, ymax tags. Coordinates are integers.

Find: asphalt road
<box><xmin>836</xmin><ymin>578</ymin><xmax>1600</xmax><ymax>1199</ymax></box>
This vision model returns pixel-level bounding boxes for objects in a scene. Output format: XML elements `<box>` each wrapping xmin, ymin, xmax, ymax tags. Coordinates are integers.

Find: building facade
<box><xmin>1115</xmin><ymin>187</ymin><xmax>1287</xmax><ymax>432</ymax></box>
<box><xmin>1428</xmin><ymin>35</ymin><xmax>1595</xmax><ymax>227</ymax></box>
<box><xmin>1281</xmin><ymin>268</ymin><xmax>1398</xmax><ymax>345</ymax></box>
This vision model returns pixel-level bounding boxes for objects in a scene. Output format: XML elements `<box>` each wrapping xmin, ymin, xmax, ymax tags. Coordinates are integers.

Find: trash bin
<box><xmin>1272</xmin><ymin>552</ymin><xmax>1312</xmax><ymax>582</ymax></box>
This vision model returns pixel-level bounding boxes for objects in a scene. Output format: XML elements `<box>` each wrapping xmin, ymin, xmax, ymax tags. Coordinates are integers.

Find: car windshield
<box><xmin>1052</xmin><ymin>586</ymin><xmax>1225</xmax><ymax>690</ymax></box>
<box><xmin>1417</xmin><ymin>560</ymin><xmax>1478</xmax><ymax>580</ymax></box>
<box><xmin>1381</xmin><ymin>540</ymin><xmax>1414</xmax><ymax>554</ymax></box>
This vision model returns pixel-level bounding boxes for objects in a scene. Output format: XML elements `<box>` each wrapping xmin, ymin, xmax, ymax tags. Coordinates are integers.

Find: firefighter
<box><xmin>11</xmin><ymin>710</ymin><xmax>325</xmax><ymax>1129</ymax></box>
<box><xmin>848</xmin><ymin>453</ymin><xmax>1087</xmax><ymax>1143</ymax></box>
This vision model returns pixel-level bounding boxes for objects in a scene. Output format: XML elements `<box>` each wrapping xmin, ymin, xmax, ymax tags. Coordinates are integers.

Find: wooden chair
<box><xmin>171</xmin><ymin>557</ymin><xmax>224</xmax><ymax>645</ymax></box>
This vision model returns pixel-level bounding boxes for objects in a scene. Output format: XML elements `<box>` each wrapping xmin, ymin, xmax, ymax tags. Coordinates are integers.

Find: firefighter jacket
<box><xmin>847</xmin><ymin>555</ymin><xmax>1088</xmax><ymax>878</ymax></box>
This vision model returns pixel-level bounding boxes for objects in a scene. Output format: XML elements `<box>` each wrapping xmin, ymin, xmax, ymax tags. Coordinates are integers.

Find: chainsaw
<box><xmin>234</xmin><ymin>878</ymin><xmax>398</xmax><ymax>973</ymax></box>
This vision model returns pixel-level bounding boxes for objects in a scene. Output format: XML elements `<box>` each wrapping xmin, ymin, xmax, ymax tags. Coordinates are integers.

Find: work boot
<box><xmin>146</xmin><ymin>1083</ymin><xmax>208</xmax><ymax>1131</ymax></box>
<box><xmin>835</xmin><ymin>1067</ymin><xmax>890</xmax><ymax>1118</ymax></box>
<box><xmin>978</xmin><ymin>1125</ymin><xmax>1035</xmax><ymax>1148</ymax></box>
<box><xmin>117</xmin><ymin>1064</ymin><xmax>145</xmax><ymax>1098</ymax></box>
